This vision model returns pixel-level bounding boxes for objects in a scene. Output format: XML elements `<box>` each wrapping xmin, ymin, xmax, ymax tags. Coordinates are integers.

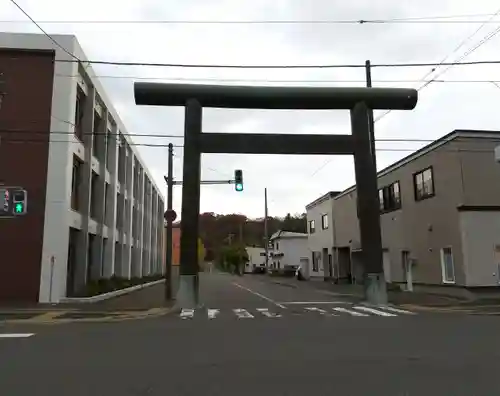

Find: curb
<box><xmin>59</xmin><ymin>279</ymin><xmax>165</xmax><ymax>304</ymax></box>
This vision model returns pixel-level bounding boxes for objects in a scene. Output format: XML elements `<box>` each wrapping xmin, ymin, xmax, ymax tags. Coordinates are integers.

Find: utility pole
<box><xmin>365</xmin><ymin>60</ymin><xmax>377</xmax><ymax>170</ymax></box>
<box><xmin>264</xmin><ymin>188</ymin><xmax>269</xmax><ymax>270</ymax></box>
<box><xmin>165</xmin><ymin>143</ymin><xmax>174</xmax><ymax>301</ymax></box>
<box><xmin>239</xmin><ymin>220</ymin><xmax>244</xmax><ymax>275</ymax></box>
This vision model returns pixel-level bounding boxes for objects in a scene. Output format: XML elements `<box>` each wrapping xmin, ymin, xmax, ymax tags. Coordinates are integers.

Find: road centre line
<box><xmin>232</xmin><ymin>282</ymin><xmax>287</xmax><ymax>309</ymax></box>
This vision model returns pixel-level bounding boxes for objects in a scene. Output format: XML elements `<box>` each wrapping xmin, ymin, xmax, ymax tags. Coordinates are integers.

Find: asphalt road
<box><xmin>1</xmin><ymin>272</ymin><xmax>500</xmax><ymax>395</ymax></box>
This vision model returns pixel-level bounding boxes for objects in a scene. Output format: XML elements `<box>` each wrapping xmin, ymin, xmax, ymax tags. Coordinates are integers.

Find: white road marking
<box><xmin>305</xmin><ymin>307</ymin><xmax>337</xmax><ymax>316</ymax></box>
<box><xmin>332</xmin><ymin>307</ymin><xmax>369</xmax><ymax>316</ymax></box>
<box><xmin>180</xmin><ymin>308</ymin><xmax>195</xmax><ymax>319</ymax></box>
<box><xmin>232</xmin><ymin>282</ymin><xmax>287</xmax><ymax>309</ymax></box>
<box><xmin>0</xmin><ymin>333</ymin><xmax>35</xmax><ymax>338</ymax></box>
<box><xmin>380</xmin><ymin>306</ymin><xmax>416</xmax><ymax>315</ymax></box>
<box><xmin>207</xmin><ymin>309</ymin><xmax>220</xmax><ymax>319</ymax></box>
<box><xmin>233</xmin><ymin>309</ymin><xmax>254</xmax><ymax>318</ymax></box>
<box><xmin>353</xmin><ymin>306</ymin><xmax>397</xmax><ymax>317</ymax></box>
<box><xmin>280</xmin><ymin>301</ymin><xmax>351</xmax><ymax>305</ymax></box>
<box><xmin>256</xmin><ymin>308</ymin><xmax>281</xmax><ymax>318</ymax></box>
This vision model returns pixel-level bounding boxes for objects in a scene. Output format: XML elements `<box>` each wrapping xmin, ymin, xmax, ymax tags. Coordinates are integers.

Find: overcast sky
<box><xmin>1</xmin><ymin>0</ymin><xmax>500</xmax><ymax>218</ymax></box>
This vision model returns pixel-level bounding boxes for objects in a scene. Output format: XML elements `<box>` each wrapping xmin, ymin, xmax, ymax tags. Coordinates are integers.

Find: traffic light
<box><xmin>12</xmin><ymin>189</ymin><xmax>27</xmax><ymax>215</ymax></box>
<box><xmin>234</xmin><ymin>169</ymin><xmax>243</xmax><ymax>192</ymax></box>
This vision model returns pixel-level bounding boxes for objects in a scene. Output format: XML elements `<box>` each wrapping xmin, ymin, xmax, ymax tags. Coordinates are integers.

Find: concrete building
<box><xmin>0</xmin><ymin>32</ymin><xmax>165</xmax><ymax>303</ymax></box>
<box><xmin>309</xmin><ymin>129</ymin><xmax>500</xmax><ymax>292</ymax></box>
<box><xmin>305</xmin><ymin>191</ymin><xmax>341</xmax><ymax>280</ymax></box>
<box><xmin>269</xmin><ymin>230</ymin><xmax>309</xmax><ymax>275</ymax></box>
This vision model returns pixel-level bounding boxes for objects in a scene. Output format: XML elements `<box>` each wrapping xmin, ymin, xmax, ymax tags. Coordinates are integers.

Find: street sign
<box><xmin>164</xmin><ymin>209</ymin><xmax>177</xmax><ymax>222</ymax></box>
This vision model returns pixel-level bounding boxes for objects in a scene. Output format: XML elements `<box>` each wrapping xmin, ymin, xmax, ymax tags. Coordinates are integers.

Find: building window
<box><xmin>71</xmin><ymin>156</ymin><xmax>82</xmax><ymax>211</ymax></box>
<box><xmin>90</xmin><ymin>172</ymin><xmax>99</xmax><ymax>219</ymax></box>
<box><xmin>379</xmin><ymin>181</ymin><xmax>402</xmax><ymax>213</ymax></box>
<box><xmin>105</xmin><ymin>130</ymin><xmax>112</xmax><ymax>170</ymax></box>
<box><xmin>74</xmin><ymin>87</ymin><xmax>85</xmax><ymax>141</ymax></box>
<box><xmin>116</xmin><ymin>195</ymin><xmax>124</xmax><ymax>229</ymax></box>
<box><xmin>309</xmin><ymin>220</ymin><xmax>316</xmax><ymax>234</ymax></box>
<box><xmin>103</xmin><ymin>183</ymin><xmax>109</xmax><ymax>224</ymax></box>
<box><xmin>414</xmin><ymin>167</ymin><xmax>434</xmax><ymax>201</ymax></box>
<box><xmin>321</xmin><ymin>214</ymin><xmax>328</xmax><ymax>230</ymax></box>
<box><xmin>92</xmin><ymin>111</ymin><xmax>101</xmax><ymax>158</ymax></box>
<box><xmin>441</xmin><ymin>247</ymin><xmax>455</xmax><ymax>284</ymax></box>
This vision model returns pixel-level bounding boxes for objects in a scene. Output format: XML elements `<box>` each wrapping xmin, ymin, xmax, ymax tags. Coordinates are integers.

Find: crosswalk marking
<box><xmin>256</xmin><ymin>308</ymin><xmax>281</xmax><ymax>318</ymax></box>
<box><xmin>176</xmin><ymin>305</ymin><xmax>415</xmax><ymax>320</ymax></box>
<box><xmin>233</xmin><ymin>309</ymin><xmax>254</xmax><ymax>319</ymax></box>
<box><xmin>305</xmin><ymin>307</ymin><xmax>337</xmax><ymax>316</ymax></box>
<box><xmin>180</xmin><ymin>308</ymin><xmax>195</xmax><ymax>319</ymax></box>
<box><xmin>332</xmin><ymin>307</ymin><xmax>368</xmax><ymax>316</ymax></box>
<box><xmin>353</xmin><ymin>306</ymin><xmax>397</xmax><ymax>317</ymax></box>
<box><xmin>380</xmin><ymin>306</ymin><xmax>416</xmax><ymax>315</ymax></box>
<box><xmin>0</xmin><ymin>333</ymin><xmax>34</xmax><ymax>338</ymax></box>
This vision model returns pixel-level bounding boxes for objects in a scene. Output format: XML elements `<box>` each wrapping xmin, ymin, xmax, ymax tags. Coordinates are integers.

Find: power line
<box><xmin>2</xmin><ymin>134</ymin><xmax>499</xmax><ymax>151</ymax></box>
<box><xmin>1</xmin><ymin>13</ymin><xmax>499</xmax><ymax>24</ymax></box>
<box><xmin>8</xmin><ymin>0</ymin><xmax>82</xmax><ymax>64</ymax></box>
<box><xmin>308</xmin><ymin>8</ymin><xmax>500</xmax><ymax>178</ymax></box>
<box><xmin>7</xmin><ymin>127</ymin><xmax>500</xmax><ymax>144</ymax></box>
<box><xmin>51</xmin><ymin>57</ymin><xmax>500</xmax><ymax>70</ymax></box>
<box><xmin>54</xmin><ymin>74</ymin><xmax>500</xmax><ymax>84</ymax></box>
<box><xmin>6</xmin><ymin>127</ymin><xmax>500</xmax><ymax>145</ymax></box>
<box><xmin>8</xmin><ymin>1</ymin><xmax>500</xmax><ymax>72</ymax></box>
<box><xmin>2</xmin><ymin>127</ymin><xmax>184</xmax><ymax>139</ymax></box>
<box><xmin>374</xmin><ymin>7</ymin><xmax>500</xmax><ymax>124</ymax></box>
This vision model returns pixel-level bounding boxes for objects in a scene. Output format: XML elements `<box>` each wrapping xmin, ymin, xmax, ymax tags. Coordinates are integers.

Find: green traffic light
<box><xmin>235</xmin><ymin>183</ymin><xmax>243</xmax><ymax>192</ymax></box>
<box><xmin>15</xmin><ymin>203</ymin><xmax>23</xmax><ymax>213</ymax></box>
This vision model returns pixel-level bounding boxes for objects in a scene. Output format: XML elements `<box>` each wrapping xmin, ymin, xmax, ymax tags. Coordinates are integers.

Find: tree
<box><xmin>217</xmin><ymin>244</ymin><xmax>249</xmax><ymax>275</ymax></box>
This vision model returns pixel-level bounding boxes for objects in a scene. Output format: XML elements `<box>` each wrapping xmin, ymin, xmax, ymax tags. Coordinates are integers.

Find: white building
<box><xmin>269</xmin><ymin>230</ymin><xmax>310</xmax><ymax>275</ymax></box>
<box><xmin>244</xmin><ymin>246</ymin><xmax>266</xmax><ymax>273</ymax></box>
<box><xmin>0</xmin><ymin>32</ymin><xmax>165</xmax><ymax>303</ymax></box>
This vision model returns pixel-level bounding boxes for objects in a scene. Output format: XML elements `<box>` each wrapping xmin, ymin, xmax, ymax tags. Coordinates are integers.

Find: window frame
<box><xmin>413</xmin><ymin>166</ymin><xmax>435</xmax><ymax>202</ymax></box>
<box><xmin>378</xmin><ymin>181</ymin><xmax>402</xmax><ymax>213</ymax></box>
<box><xmin>74</xmin><ymin>87</ymin><xmax>85</xmax><ymax>142</ymax></box>
<box><xmin>309</xmin><ymin>219</ymin><xmax>316</xmax><ymax>234</ymax></box>
<box><xmin>321</xmin><ymin>213</ymin><xmax>329</xmax><ymax>230</ymax></box>
<box><xmin>440</xmin><ymin>246</ymin><xmax>456</xmax><ymax>284</ymax></box>
<box><xmin>71</xmin><ymin>156</ymin><xmax>82</xmax><ymax>211</ymax></box>
<box><xmin>90</xmin><ymin>171</ymin><xmax>99</xmax><ymax>220</ymax></box>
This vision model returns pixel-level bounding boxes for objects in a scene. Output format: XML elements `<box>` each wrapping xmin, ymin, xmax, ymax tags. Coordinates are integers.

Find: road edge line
<box><xmin>232</xmin><ymin>282</ymin><xmax>287</xmax><ymax>309</ymax></box>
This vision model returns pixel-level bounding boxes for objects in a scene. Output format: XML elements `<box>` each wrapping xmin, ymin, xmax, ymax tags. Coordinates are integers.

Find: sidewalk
<box><xmin>264</xmin><ymin>275</ymin><xmax>467</xmax><ymax>307</ymax></box>
<box><xmin>90</xmin><ymin>283</ymin><xmax>172</xmax><ymax>310</ymax></box>
<box><xmin>0</xmin><ymin>283</ymin><xmax>172</xmax><ymax>313</ymax></box>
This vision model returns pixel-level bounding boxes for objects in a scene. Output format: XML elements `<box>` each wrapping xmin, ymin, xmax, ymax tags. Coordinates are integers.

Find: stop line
<box><xmin>178</xmin><ymin>305</ymin><xmax>415</xmax><ymax>320</ymax></box>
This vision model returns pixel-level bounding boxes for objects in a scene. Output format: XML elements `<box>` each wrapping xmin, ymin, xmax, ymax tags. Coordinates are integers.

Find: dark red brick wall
<box><xmin>0</xmin><ymin>48</ymin><xmax>55</xmax><ymax>303</ymax></box>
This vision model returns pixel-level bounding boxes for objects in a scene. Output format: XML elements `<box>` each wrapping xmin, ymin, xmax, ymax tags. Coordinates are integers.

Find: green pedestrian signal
<box><xmin>12</xmin><ymin>189</ymin><xmax>27</xmax><ymax>215</ymax></box>
<box><xmin>234</xmin><ymin>169</ymin><xmax>243</xmax><ymax>192</ymax></box>
<box><xmin>15</xmin><ymin>203</ymin><xmax>23</xmax><ymax>213</ymax></box>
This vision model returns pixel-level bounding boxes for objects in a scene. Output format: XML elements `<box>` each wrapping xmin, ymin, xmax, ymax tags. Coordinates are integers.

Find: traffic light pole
<box><xmin>163</xmin><ymin>145</ymin><xmax>239</xmax><ymax>302</ymax></box>
<box><xmin>172</xmin><ymin>179</ymin><xmax>236</xmax><ymax>186</ymax></box>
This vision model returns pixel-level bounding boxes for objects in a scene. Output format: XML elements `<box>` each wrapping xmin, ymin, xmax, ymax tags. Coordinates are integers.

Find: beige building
<box><xmin>307</xmin><ymin>129</ymin><xmax>500</xmax><ymax>292</ymax></box>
